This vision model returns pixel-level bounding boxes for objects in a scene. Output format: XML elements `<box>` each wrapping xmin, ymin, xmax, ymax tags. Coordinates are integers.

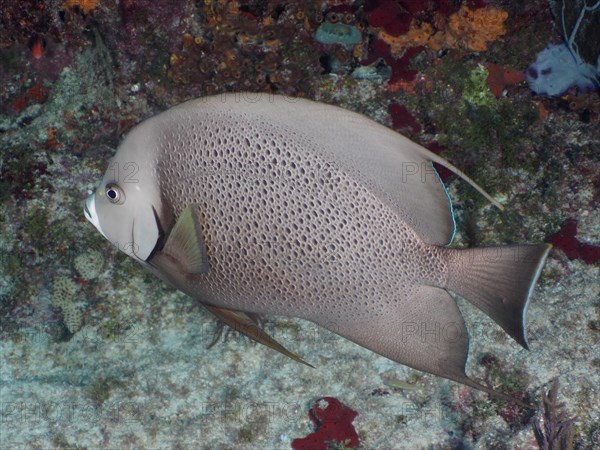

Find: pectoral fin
<box><xmin>203</xmin><ymin>304</ymin><xmax>314</xmax><ymax>368</ymax></box>
<box><xmin>163</xmin><ymin>205</ymin><xmax>209</xmax><ymax>274</ymax></box>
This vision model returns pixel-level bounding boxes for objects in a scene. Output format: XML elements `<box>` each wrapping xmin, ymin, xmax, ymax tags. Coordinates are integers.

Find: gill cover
<box><xmin>84</xmin><ymin>182</ymin><xmax>162</xmax><ymax>262</ymax></box>
<box><xmin>132</xmin><ymin>203</ymin><xmax>162</xmax><ymax>261</ymax></box>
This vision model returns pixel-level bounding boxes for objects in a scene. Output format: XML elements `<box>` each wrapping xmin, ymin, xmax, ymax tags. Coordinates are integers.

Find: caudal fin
<box><xmin>445</xmin><ymin>244</ymin><xmax>552</xmax><ymax>349</ymax></box>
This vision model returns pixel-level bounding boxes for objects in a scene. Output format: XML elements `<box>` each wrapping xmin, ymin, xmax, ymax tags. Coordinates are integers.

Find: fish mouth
<box><xmin>84</xmin><ymin>193</ymin><xmax>107</xmax><ymax>239</ymax></box>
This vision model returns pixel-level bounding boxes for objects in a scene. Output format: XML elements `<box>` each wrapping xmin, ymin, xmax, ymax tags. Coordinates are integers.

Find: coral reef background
<box><xmin>1</xmin><ymin>0</ymin><xmax>598</xmax><ymax>448</ymax></box>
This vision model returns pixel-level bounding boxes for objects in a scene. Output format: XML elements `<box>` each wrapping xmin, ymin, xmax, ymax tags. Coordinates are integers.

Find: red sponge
<box><xmin>292</xmin><ymin>397</ymin><xmax>359</xmax><ymax>450</ymax></box>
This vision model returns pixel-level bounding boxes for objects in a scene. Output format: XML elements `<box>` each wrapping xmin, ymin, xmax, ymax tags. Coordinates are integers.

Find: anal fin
<box><xmin>203</xmin><ymin>304</ymin><xmax>314</xmax><ymax>368</ymax></box>
<box><xmin>310</xmin><ymin>285</ymin><xmax>525</xmax><ymax>404</ymax></box>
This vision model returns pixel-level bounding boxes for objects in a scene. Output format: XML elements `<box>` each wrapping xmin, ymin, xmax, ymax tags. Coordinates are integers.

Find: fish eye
<box><xmin>105</xmin><ymin>183</ymin><xmax>125</xmax><ymax>204</ymax></box>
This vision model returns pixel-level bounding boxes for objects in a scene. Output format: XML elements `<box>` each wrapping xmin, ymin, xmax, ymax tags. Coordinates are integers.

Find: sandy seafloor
<box><xmin>1</xmin><ymin>1</ymin><xmax>599</xmax><ymax>449</ymax></box>
<box><xmin>1</xmin><ymin>253</ymin><xmax>599</xmax><ymax>449</ymax></box>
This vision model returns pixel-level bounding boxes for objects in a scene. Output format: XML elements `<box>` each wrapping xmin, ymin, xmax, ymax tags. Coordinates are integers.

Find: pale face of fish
<box><xmin>84</xmin><ymin>123</ymin><xmax>165</xmax><ymax>263</ymax></box>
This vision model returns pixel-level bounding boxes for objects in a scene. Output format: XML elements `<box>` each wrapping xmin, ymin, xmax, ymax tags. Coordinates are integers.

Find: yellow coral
<box><xmin>446</xmin><ymin>5</ymin><xmax>508</xmax><ymax>52</ymax></box>
<box><xmin>63</xmin><ymin>0</ymin><xmax>99</xmax><ymax>14</ymax></box>
<box><xmin>62</xmin><ymin>305</ymin><xmax>82</xmax><ymax>334</ymax></box>
<box><xmin>377</xmin><ymin>22</ymin><xmax>435</xmax><ymax>51</ymax></box>
<box><xmin>378</xmin><ymin>6</ymin><xmax>508</xmax><ymax>54</ymax></box>
<box><xmin>52</xmin><ymin>276</ymin><xmax>78</xmax><ymax>306</ymax></box>
<box><xmin>52</xmin><ymin>276</ymin><xmax>82</xmax><ymax>334</ymax></box>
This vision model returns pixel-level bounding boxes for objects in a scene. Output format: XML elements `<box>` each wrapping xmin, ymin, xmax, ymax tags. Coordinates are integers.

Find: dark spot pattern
<box><xmin>153</xmin><ymin>104</ymin><xmax>447</xmax><ymax>323</ymax></box>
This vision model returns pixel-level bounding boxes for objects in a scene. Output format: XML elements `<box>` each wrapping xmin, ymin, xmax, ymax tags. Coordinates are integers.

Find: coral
<box><xmin>445</xmin><ymin>5</ymin><xmax>508</xmax><ymax>52</ymax></box>
<box><xmin>361</xmin><ymin>38</ymin><xmax>423</xmax><ymax>84</ymax></box>
<box><xmin>52</xmin><ymin>432</ymin><xmax>86</xmax><ymax>450</ymax></box>
<box><xmin>63</xmin><ymin>0</ymin><xmax>99</xmax><ymax>15</ymax></box>
<box><xmin>0</xmin><ymin>147</ymin><xmax>51</xmax><ymax>202</ymax></box>
<box><xmin>238</xmin><ymin>413</ymin><xmax>269</xmax><ymax>443</ymax></box>
<box><xmin>112</xmin><ymin>0</ymin><xmax>189</xmax><ymax>88</ymax></box>
<box><xmin>74</xmin><ymin>249</ymin><xmax>104</xmax><ymax>280</ymax></box>
<box><xmin>364</xmin><ymin>3</ymin><xmax>507</xmax><ymax>84</ymax></box>
<box><xmin>51</xmin><ymin>276</ymin><xmax>82</xmax><ymax>334</ymax></box>
<box><xmin>0</xmin><ymin>0</ymin><xmax>109</xmax><ymax>118</ymax></box>
<box><xmin>532</xmin><ymin>379</ymin><xmax>577</xmax><ymax>449</ymax></box>
<box><xmin>0</xmin><ymin>1</ymin><xmax>59</xmax><ymax>50</ymax></box>
<box><xmin>63</xmin><ymin>306</ymin><xmax>82</xmax><ymax>334</ymax></box>
<box><xmin>351</xmin><ymin>58</ymin><xmax>392</xmax><ymax>82</ymax></box>
<box><xmin>418</xmin><ymin>57</ymin><xmax>539</xmax><ymax>173</ymax></box>
<box><xmin>292</xmin><ymin>397</ymin><xmax>359</xmax><ymax>450</ymax></box>
<box><xmin>165</xmin><ymin>0</ymin><xmax>320</xmax><ymax>97</ymax></box>
<box><xmin>549</xmin><ymin>218</ymin><xmax>600</xmax><ymax>264</ymax></box>
<box><xmin>378</xmin><ymin>5</ymin><xmax>508</xmax><ymax>54</ymax></box>
<box><xmin>23</xmin><ymin>204</ymin><xmax>50</xmax><ymax>245</ymax></box>
<box><xmin>315</xmin><ymin>22</ymin><xmax>361</xmax><ymax>48</ymax></box>
<box><xmin>376</xmin><ymin>22</ymin><xmax>434</xmax><ymax>52</ymax></box>
<box><xmin>51</xmin><ymin>276</ymin><xmax>78</xmax><ymax>300</ymax></box>
<box><xmin>10</xmin><ymin>80</ymin><xmax>49</xmax><ymax>114</ymax></box>
<box><xmin>388</xmin><ymin>75</ymin><xmax>419</xmax><ymax>94</ymax></box>
<box><xmin>366</xmin><ymin>1</ymin><xmax>415</xmax><ymax>36</ymax></box>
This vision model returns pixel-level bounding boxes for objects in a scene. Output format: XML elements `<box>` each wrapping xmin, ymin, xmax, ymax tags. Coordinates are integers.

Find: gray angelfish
<box><xmin>84</xmin><ymin>93</ymin><xmax>551</xmax><ymax>401</ymax></box>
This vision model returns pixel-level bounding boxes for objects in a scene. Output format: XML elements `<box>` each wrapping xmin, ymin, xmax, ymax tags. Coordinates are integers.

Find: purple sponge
<box><xmin>526</xmin><ymin>43</ymin><xmax>599</xmax><ymax>96</ymax></box>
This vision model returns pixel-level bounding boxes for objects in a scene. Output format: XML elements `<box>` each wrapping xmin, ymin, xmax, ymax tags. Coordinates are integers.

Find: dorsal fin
<box><xmin>182</xmin><ymin>94</ymin><xmax>503</xmax><ymax>246</ymax></box>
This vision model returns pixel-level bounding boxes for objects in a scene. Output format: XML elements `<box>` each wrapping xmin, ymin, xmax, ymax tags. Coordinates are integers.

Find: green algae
<box><xmin>463</xmin><ymin>64</ymin><xmax>496</xmax><ymax>108</ymax></box>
